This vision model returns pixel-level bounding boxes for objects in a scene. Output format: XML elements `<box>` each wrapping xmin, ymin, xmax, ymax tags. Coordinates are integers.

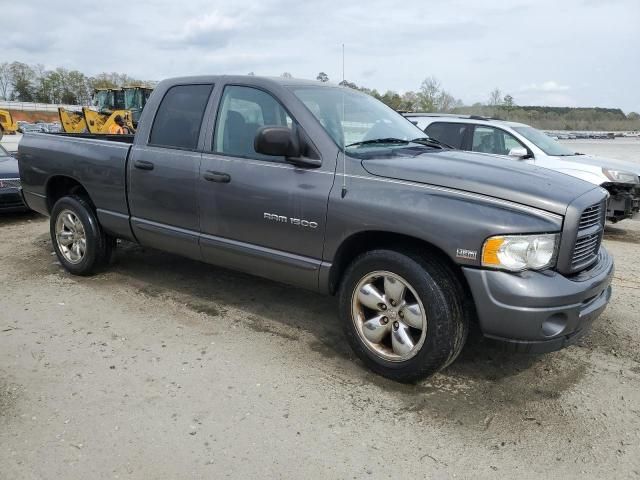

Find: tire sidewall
<box><xmin>339</xmin><ymin>250</ymin><xmax>457</xmax><ymax>379</ymax></box>
<box><xmin>50</xmin><ymin>196</ymin><xmax>103</xmax><ymax>275</ymax></box>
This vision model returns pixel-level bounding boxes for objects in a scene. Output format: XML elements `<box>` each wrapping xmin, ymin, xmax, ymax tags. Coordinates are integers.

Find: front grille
<box><xmin>572</xmin><ymin>233</ymin><xmax>601</xmax><ymax>267</ymax></box>
<box><xmin>571</xmin><ymin>201</ymin><xmax>605</xmax><ymax>270</ymax></box>
<box><xmin>578</xmin><ymin>202</ymin><xmax>603</xmax><ymax>229</ymax></box>
<box><xmin>0</xmin><ymin>178</ymin><xmax>21</xmax><ymax>189</ymax></box>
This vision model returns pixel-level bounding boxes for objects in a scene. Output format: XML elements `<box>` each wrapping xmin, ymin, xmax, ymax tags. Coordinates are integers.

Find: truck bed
<box><xmin>18</xmin><ymin>132</ymin><xmax>133</xmax><ymax>237</ymax></box>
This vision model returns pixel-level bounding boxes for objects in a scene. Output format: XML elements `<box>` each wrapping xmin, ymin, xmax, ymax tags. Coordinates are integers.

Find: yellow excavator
<box><xmin>0</xmin><ymin>109</ymin><xmax>19</xmax><ymax>140</ymax></box>
<box><xmin>58</xmin><ymin>86</ymin><xmax>153</xmax><ymax>134</ymax></box>
<box><xmin>83</xmin><ymin>86</ymin><xmax>152</xmax><ymax>134</ymax></box>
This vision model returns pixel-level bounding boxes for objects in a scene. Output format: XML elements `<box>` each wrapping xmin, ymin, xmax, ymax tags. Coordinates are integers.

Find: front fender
<box><xmin>323</xmin><ymin>172</ymin><xmax>564</xmax><ymax>269</ymax></box>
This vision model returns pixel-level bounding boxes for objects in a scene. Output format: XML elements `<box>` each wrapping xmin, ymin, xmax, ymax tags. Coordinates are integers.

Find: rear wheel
<box><xmin>339</xmin><ymin>249</ymin><xmax>468</xmax><ymax>382</ymax></box>
<box><xmin>50</xmin><ymin>195</ymin><xmax>112</xmax><ymax>275</ymax></box>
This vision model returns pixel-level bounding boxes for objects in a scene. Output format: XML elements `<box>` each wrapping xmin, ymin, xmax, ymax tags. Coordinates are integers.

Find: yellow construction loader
<box><xmin>0</xmin><ymin>109</ymin><xmax>19</xmax><ymax>140</ymax></box>
<box><xmin>58</xmin><ymin>108</ymin><xmax>87</xmax><ymax>133</ymax></box>
<box><xmin>58</xmin><ymin>86</ymin><xmax>153</xmax><ymax>135</ymax></box>
<box><xmin>83</xmin><ymin>86</ymin><xmax>152</xmax><ymax>134</ymax></box>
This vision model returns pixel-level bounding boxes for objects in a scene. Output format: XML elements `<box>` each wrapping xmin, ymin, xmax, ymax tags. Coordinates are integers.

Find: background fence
<box><xmin>0</xmin><ymin>100</ymin><xmax>84</xmax><ymax>112</ymax></box>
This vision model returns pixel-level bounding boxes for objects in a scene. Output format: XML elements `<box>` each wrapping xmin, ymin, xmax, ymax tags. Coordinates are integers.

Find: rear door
<box><xmin>424</xmin><ymin>121</ymin><xmax>471</xmax><ymax>149</ymax></box>
<box><xmin>128</xmin><ymin>83</ymin><xmax>213</xmax><ymax>259</ymax></box>
<box><xmin>197</xmin><ymin>84</ymin><xmax>334</xmax><ymax>290</ymax></box>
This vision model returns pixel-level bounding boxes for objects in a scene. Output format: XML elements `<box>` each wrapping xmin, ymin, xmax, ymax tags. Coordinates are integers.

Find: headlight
<box><xmin>602</xmin><ymin>168</ymin><xmax>639</xmax><ymax>184</ymax></box>
<box><xmin>482</xmin><ymin>234</ymin><xmax>559</xmax><ymax>271</ymax></box>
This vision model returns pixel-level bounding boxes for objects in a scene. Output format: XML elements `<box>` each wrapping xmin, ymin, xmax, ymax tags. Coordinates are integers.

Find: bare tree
<box><xmin>281</xmin><ymin>72</ymin><xmax>293</xmax><ymax>78</ymax></box>
<box><xmin>418</xmin><ymin>76</ymin><xmax>441</xmax><ymax>111</ymax></box>
<box><xmin>488</xmin><ymin>88</ymin><xmax>503</xmax><ymax>107</ymax></box>
<box><xmin>0</xmin><ymin>62</ymin><xmax>12</xmax><ymax>100</ymax></box>
<box><xmin>437</xmin><ymin>91</ymin><xmax>456</xmax><ymax>112</ymax></box>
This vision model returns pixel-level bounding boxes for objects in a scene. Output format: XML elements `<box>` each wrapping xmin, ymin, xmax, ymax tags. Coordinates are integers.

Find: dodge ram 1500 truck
<box><xmin>18</xmin><ymin>76</ymin><xmax>614</xmax><ymax>382</ymax></box>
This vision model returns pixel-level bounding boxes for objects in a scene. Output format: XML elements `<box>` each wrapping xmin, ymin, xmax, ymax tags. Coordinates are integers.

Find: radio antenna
<box><xmin>340</xmin><ymin>43</ymin><xmax>347</xmax><ymax>198</ymax></box>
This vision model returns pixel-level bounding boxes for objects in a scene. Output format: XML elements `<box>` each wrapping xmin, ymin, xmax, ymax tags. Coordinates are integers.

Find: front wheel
<box><xmin>50</xmin><ymin>195</ymin><xmax>113</xmax><ymax>276</ymax></box>
<box><xmin>338</xmin><ymin>249</ymin><xmax>468</xmax><ymax>382</ymax></box>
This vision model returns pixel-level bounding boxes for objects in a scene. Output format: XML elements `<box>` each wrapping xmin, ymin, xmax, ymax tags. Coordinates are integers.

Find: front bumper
<box><xmin>0</xmin><ymin>188</ymin><xmax>29</xmax><ymax>212</ymax></box>
<box><xmin>463</xmin><ymin>246</ymin><xmax>614</xmax><ymax>353</ymax></box>
<box><xmin>603</xmin><ymin>183</ymin><xmax>640</xmax><ymax>222</ymax></box>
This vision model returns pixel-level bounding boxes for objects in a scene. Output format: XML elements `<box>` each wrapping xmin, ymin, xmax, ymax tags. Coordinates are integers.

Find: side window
<box><xmin>213</xmin><ymin>86</ymin><xmax>293</xmax><ymax>160</ymax></box>
<box><xmin>425</xmin><ymin>122</ymin><xmax>468</xmax><ymax>149</ymax></box>
<box><xmin>472</xmin><ymin>126</ymin><xmax>525</xmax><ymax>156</ymax></box>
<box><xmin>149</xmin><ymin>84</ymin><xmax>213</xmax><ymax>150</ymax></box>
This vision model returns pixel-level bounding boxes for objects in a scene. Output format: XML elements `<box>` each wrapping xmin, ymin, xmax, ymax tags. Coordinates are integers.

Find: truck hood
<box><xmin>360</xmin><ymin>149</ymin><xmax>598</xmax><ymax>215</ymax></box>
<box><xmin>0</xmin><ymin>156</ymin><xmax>19</xmax><ymax>178</ymax></box>
<box><xmin>554</xmin><ymin>154</ymin><xmax>640</xmax><ymax>178</ymax></box>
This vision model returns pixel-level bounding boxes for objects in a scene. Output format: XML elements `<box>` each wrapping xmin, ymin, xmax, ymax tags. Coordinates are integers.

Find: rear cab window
<box><xmin>149</xmin><ymin>84</ymin><xmax>213</xmax><ymax>150</ymax></box>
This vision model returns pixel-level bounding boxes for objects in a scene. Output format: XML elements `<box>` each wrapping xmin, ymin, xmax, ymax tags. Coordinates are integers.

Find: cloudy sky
<box><xmin>3</xmin><ymin>0</ymin><xmax>639</xmax><ymax>112</ymax></box>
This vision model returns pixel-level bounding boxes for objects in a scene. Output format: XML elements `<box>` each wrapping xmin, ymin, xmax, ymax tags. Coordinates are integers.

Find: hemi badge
<box><xmin>456</xmin><ymin>248</ymin><xmax>478</xmax><ymax>261</ymax></box>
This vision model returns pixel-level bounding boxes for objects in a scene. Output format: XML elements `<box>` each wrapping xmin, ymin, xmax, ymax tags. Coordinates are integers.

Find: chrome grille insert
<box><xmin>0</xmin><ymin>178</ymin><xmax>21</xmax><ymax>189</ymax></box>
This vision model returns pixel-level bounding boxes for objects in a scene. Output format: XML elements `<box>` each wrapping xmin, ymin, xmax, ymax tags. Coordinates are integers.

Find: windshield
<box><xmin>93</xmin><ymin>90</ymin><xmax>114</xmax><ymax>110</ymax></box>
<box><xmin>513</xmin><ymin>126</ymin><xmax>576</xmax><ymax>156</ymax></box>
<box><xmin>291</xmin><ymin>86</ymin><xmax>427</xmax><ymax>151</ymax></box>
<box><xmin>124</xmin><ymin>89</ymin><xmax>140</xmax><ymax>110</ymax></box>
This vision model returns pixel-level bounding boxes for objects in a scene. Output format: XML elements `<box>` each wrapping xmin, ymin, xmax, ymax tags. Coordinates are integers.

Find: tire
<box><xmin>50</xmin><ymin>195</ymin><xmax>112</xmax><ymax>276</ymax></box>
<box><xmin>338</xmin><ymin>249</ymin><xmax>468</xmax><ymax>382</ymax></box>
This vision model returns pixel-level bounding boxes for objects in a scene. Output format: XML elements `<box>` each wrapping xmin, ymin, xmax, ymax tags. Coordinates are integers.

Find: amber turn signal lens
<box><xmin>482</xmin><ymin>236</ymin><xmax>505</xmax><ymax>266</ymax></box>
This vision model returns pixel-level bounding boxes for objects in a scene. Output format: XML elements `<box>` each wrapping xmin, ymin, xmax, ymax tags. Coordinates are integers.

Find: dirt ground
<box><xmin>1</xmin><ymin>210</ymin><xmax>639</xmax><ymax>479</ymax></box>
<box><xmin>2</xmin><ymin>135</ymin><xmax>640</xmax><ymax>479</ymax></box>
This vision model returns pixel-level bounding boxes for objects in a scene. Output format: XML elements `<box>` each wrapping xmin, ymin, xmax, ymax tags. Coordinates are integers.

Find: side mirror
<box><xmin>508</xmin><ymin>147</ymin><xmax>529</xmax><ymax>159</ymax></box>
<box><xmin>255</xmin><ymin>126</ymin><xmax>299</xmax><ymax>157</ymax></box>
<box><xmin>254</xmin><ymin>126</ymin><xmax>320</xmax><ymax>168</ymax></box>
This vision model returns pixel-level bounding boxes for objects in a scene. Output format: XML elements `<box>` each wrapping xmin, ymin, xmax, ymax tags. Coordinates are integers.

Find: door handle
<box><xmin>133</xmin><ymin>160</ymin><xmax>154</xmax><ymax>171</ymax></box>
<box><xmin>203</xmin><ymin>171</ymin><xmax>231</xmax><ymax>183</ymax></box>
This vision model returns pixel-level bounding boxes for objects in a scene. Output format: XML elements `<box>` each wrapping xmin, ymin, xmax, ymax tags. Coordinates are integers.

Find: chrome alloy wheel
<box><xmin>351</xmin><ymin>271</ymin><xmax>427</xmax><ymax>362</ymax></box>
<box><xmin>55</xmin><ymin>209</ymin><xmax>87</xmax><ymax>264</ymax></box>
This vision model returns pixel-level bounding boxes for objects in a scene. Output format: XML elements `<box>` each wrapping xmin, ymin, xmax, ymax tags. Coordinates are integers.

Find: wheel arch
<box><xmin>45</xmin><ymin>175</ymin><xmax>95</xmax><ymax>213</ymax></box>
<box><xmin>327</xmin><ymin>230</ymin><xmax>469</xmax><ymax>296</ymax></box>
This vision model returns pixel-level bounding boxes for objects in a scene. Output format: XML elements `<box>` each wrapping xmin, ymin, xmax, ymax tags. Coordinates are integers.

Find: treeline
<box><xmin>312</xmin><ymin>72</ymin><xmax>640</xmax><ymax>131</ymax></box>
<box><xmin>0</xmin><ymin>61</ymin><xmax>155</xmax><ymax>105</ymax></box>
<box><xmin>1</xmin><ymin>60</ymin><xmax>638</xmax><ymax>131</ymax></box>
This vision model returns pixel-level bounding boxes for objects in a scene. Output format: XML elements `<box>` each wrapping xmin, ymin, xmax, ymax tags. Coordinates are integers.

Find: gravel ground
<box><xmin>1</xmin><ymin>138</ymin><xmax>639</xmax><ymax>479</ymax></box>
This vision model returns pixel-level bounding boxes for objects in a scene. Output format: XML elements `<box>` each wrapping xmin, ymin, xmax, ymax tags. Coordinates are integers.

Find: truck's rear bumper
<box><xmin>462</xmin><ymin>247</ymin><xmax>614</xmax><ymax>353</ymax></box>
<box><xmin>21</xmin><ymin>189</ymin><xmax>48</xmax><ymax>215</ymax></box>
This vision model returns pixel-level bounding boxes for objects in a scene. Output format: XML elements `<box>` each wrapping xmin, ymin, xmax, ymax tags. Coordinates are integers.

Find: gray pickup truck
<box><xmin>18</xmin><ymin>76</ymin><xmax>614</xmax><ymax>382</ymax></box>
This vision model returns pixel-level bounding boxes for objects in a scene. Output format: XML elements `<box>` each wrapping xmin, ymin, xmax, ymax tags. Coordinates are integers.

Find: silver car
<box><xmin>406</xmin><ymin>114</ymin><xmax>640</xmax><ymax>222</ymax></box>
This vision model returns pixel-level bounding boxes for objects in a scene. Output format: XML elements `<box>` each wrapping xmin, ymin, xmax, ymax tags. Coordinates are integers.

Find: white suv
<box><xmin>406</xmin><ymin>114</ymin><xmax>640</xmax><ymax>223</ymax></box>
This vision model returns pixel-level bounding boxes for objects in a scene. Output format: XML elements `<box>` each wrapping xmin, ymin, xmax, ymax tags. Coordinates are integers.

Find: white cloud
<box><xmin>1</xmin><ymin>0</ymin><xmax>638</xmax><ymax>111</ymax></box>
<box><xmin>519</xmin><ymin>81</ymin><xmax>571</xmax><ymax>93</ymax></box>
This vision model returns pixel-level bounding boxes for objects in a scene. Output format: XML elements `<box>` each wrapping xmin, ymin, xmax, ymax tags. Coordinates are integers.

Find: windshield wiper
<box><xmin>346</xmin><ymin>137</ymin><xmax>449</xmax><ymax>149</ymax></box>
<box><xmin>345</xmin><ymin>138</ymin><xmax>410</xmax><ymax>148</ymax></box>
<box><xmin>409</xmin><ymin>137</ymin><xmax>450</xmax><ymax>149</ymax></box>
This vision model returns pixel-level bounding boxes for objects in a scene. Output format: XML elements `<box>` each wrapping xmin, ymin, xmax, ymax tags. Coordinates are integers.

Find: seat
<box><xmin>223</xmin><ymin>111</ymin><xmax>258</xmax><ymax>157</ymax></box>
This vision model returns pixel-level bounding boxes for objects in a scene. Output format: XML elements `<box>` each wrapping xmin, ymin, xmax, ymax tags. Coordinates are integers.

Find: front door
<box><xmin>198</xmin><ymin>85</ymin><xmax>335</xmax><ymax>290</ymax></box>
<box><xmin>128</xmin><ymin>83</ymin><xmax>213</xmax><ymax>259</ymax></box>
